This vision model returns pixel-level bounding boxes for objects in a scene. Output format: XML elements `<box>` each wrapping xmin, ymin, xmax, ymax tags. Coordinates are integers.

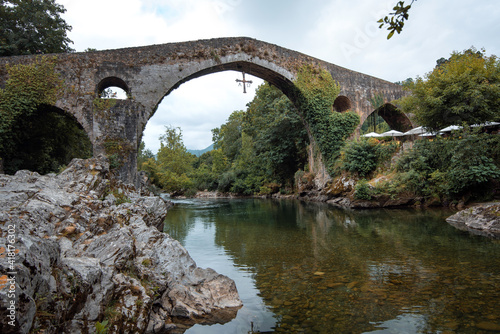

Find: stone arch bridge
<box><xmin>0</xmin><ymin>37</ymin><xmax>411</xmax><ymax>186</ymax></box>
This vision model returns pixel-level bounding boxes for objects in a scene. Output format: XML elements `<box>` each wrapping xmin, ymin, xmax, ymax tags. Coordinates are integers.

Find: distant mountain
<box><xmin>187</xmin><ymin>144</ymin><xmax>214</xmax><ymax>157</ymax></box>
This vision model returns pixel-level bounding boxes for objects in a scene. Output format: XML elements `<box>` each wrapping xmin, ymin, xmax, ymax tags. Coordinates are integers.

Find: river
<box><xmin>163</xmin><ymin>198</ymin><xmax>500</xmax><ymax>334</ymax></box>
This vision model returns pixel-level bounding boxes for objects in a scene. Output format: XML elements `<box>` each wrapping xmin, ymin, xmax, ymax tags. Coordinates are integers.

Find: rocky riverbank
<box><xmin>0</xmin><ymin>157</ymin><xmax>242</xmax><ymax>334</ymax></box>
<box><xmin>446</xmin><ymin>202</ymin><xmax>500</xmax><ymax>238</ymax></box>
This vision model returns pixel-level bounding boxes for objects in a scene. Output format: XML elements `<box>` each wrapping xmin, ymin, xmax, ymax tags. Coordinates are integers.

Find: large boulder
<box><xmin>446</xmin><ymin>203</ymin><xmax>500</xmax><ymax>238</ymax></box>
<box><xmin>0</xmin><ymin>157</ymin><xmax>241</xmax><ymax>334</ymax></box>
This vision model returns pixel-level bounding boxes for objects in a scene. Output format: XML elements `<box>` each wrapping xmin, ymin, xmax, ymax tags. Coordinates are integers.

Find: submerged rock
<box><xmin>0</xmin><ymin>157</ymin><xmax>242</xmax><ymax>334</ymax></box>
<box><xmin>446</xmin><ymin>202</ymin><xmax>500</xmax><ymax>238</ymax></box>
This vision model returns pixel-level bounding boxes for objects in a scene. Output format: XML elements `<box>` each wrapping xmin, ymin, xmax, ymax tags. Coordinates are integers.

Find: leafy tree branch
<box><xmin>378</xmin><ymin>0</ymin><xmax>416</xmax><ymax>39</ymax></box>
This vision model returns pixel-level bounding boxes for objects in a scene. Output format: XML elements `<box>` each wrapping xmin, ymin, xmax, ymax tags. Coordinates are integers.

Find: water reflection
<box><xmin>164</xmin><ymin>199</ymin><xmax>500</xmax><ymax>333</ymax></box>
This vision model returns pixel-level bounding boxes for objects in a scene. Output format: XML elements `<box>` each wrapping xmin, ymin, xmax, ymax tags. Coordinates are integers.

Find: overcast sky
<box><xmin>59</xmin><ymin>0</ymin><xmax>500</xmax><ymax>151</ymax></box>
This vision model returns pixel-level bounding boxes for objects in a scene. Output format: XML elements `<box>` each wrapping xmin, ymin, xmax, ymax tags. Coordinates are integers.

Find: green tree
<box><xmin>190</xmin><ymin>151</ymin><xmax>218</xmax><ymax>191</ymax></box>
<box><xmin>208</xmin><ymin>83</ymin><xmax>310</xmax><ymax>194</ymax></box>
<box><xmin>137</xmin><ymin>141</ymin><xmax>154</xmax><ymax>170</ymax></box>
<box><xmin>212</xmin><ymin>111</ymin><xmax>245</xmax><ymax>162</ymax></box>
<box><xmin>228</xmin><ymin>132</ymin><xmax>263</xmax><ymax>195</ymax></box>
<box><xmin>398</xmin><ymin>48</ymin><xmax>500</xmax><ymax>131</ymax></box>
<box><xmin>149</xmin><ymin>125</ymin><xmax>196</xmax><ymax>194</ymax></box>
<box><xmin>244</xmin><ymin>83</ymin><xmax>308</xmax><ymax>187</ymax></box>
<box><xmin>0</xmin><ymin>0</ymin><xmax>73</xmax><ymax>56</ymax></box>
<box><xmin>211</xmin><ymin>111</ymin><xmax>251</xmax><ymax>193</ymax></box>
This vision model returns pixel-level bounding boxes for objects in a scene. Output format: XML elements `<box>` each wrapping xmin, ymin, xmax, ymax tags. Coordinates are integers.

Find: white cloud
<box><xmin>59</xmin><ymin>0</ymin><xmax>170</xmax><ymax>50</ymax></box>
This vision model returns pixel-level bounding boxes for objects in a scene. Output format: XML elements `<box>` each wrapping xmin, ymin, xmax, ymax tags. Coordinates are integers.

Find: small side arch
<box><xmin>96</xmin><ymin>76</ymin><xmax>130</xmax><ymax>98</ymax></box>
<box><xmin>333</xmin><ymin>95</ymin><xmax>352</xmax><ymax>112</ymax></box>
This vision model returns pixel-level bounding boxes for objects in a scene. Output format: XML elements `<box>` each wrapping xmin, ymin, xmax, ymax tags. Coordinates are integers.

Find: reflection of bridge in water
<box><xmin>0</xmin><ymin>37</ymin><xmax>411</xmax><ymax>185</ymax></box>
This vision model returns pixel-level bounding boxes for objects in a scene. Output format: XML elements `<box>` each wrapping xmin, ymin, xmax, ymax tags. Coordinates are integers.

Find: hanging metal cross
<box><xmin>235</xmin><ymin>72</ymin><xmax>253</xmax><ymax>93</ymax></box>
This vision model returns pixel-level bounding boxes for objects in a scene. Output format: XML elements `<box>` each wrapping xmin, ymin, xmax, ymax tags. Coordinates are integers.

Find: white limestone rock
<box><xmin>446</xmin><ymin>203</ymin><xmax>500</xmax><ymax>238</ymax></box>
<box><xmin>0</xmin><ymin>157</ymin><xmax>242</xmax><ymax>334</ymax></box>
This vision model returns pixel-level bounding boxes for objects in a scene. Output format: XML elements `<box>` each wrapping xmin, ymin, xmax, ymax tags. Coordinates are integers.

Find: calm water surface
<box><xmin>163</xmin><ymin>199</ymin><xmax>500</xmax><ymax>334</ymax></box>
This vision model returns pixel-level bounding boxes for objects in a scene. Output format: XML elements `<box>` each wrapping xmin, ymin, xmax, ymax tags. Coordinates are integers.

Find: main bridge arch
<box><xmin>155</xmin><ymin>59</ymin><xmax>297</xmax><ymax>118</ymax></box>
<box><xmin>0</xmin><ymin>37</ymin><xmax>409</xmax><ymax>185</ymax></box>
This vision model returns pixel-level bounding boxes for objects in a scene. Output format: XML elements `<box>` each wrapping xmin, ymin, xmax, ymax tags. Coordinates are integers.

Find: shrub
<box><xmin>218</xmin><ymin>171</ymin><xmax>236</xmax><ymax>193</ymax></box>
<box><xmin>342</xmin><ymin>138</ymin><xmax>398</xmax><ymax>177</ymax></box>
<box><xmin>354</xmin><ymin>180</ymin><xmax>372</xmax><ymax>200</ymax></box>
<box><xmin>393</xmin><ymin>131</ymin><xmax>500</xmax><ymax>201</ymax></box>
<box><xmin>342</xmin><ymin>139</ymin><xmax>378</xmax><ymax>177</ymax></box>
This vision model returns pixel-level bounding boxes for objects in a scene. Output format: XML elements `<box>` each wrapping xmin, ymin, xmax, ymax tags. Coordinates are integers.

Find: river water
<box><xmin>163</xmin><ymin>198</ymin><xmax>500</xmax><ymax>334</ymax></box>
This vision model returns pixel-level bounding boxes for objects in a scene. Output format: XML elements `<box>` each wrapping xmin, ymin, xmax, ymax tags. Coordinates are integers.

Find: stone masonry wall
<box><xmin>0</xmin><ymin>37</ymin><xmax>407</xmax><ymax>186</ymax></box>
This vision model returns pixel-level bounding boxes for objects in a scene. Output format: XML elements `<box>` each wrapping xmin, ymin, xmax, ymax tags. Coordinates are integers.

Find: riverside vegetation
<box><xmin>138</xmin><ymin>49</ymin><xmax>500</xmax><ymax>209</ymax></box>
<box><xmin>1</xmin><ymin>49</ymin><xmax>497</xmax><ymax>208</ymax></box>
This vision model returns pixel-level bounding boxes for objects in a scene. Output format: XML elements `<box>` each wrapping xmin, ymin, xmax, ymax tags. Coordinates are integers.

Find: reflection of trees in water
<box><xmin>203</xmin><ymin>199</ymin><xmax>500</xmax><ymax>333</ymax></box>
<box><xmin>163</xmin><ymin>205</ymin><xmax>197</xmax><ymax>244</ymax></box>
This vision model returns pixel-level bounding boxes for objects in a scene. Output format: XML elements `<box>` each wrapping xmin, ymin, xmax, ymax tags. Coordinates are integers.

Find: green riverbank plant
<box><xmin>341</xmin><ymin>138</ymin><xmax>399</xmax><ymax>177</ymax></box>
<box><xmin>354</xmin><ymin>179</ymin><xmax>372</xmax><ymax>200</ymax></box>
<box><xmin>393</xmin><ymin>130</ymin><xmax>500</xmax><ymax>201</ymax></box>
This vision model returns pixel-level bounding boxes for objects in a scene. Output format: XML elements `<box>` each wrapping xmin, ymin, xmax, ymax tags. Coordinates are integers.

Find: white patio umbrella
<box><xmin>471</xmin><ymin>121</ymin><xmax>500</xmax><ymax>128</ymax></box>
<box><xmin>403</xmin><ymin>126</ymin><xmax>426</xmax><ymax>136</ymax></box>
<box><xmin>381</xmin><ymin>130</ymin><xmax>404</xmax><ymax>137</ymax></box>
<box><xmin>419</xmin><ymin>132</ymin><xmax>437</xmax><ymax>137</ymax></box>
<box><xmin>439</xmin><ymin>125</ymin><xmax>461</xmax><ymax>132</ymax></box>
<box><xmin>361</xmin><ymin>132</ymin><xmax>382</xmax><ymax>137</ymax></box>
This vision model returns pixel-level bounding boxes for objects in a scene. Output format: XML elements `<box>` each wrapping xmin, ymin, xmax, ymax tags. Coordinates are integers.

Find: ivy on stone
<box><xmin>0</xmin><ymin>56</ymin><xmax>92</xmax><ymax>174</ymax></box>
<box><xmin>294</xmin><ymin>64</ymin><xmax>359</xmax><ymax>175</ymax></box>
<box><xmin>0</xmin><ymin>57</ymin><xmax>63</xmax><ymax>162</ymax></box>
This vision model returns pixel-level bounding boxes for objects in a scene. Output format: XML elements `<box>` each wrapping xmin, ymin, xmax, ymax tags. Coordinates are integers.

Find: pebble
<box><xmin>347</xmin><ymin>281</ymin><xmax>358</xmax><ymax>289</ymax></box>
<box><xmin>476</xmin><ymin>321</ymin><xmax>500</xmax><ymax>331</ymax></box>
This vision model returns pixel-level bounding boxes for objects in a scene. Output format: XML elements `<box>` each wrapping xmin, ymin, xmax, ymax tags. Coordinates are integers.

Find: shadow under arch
<box><xmin>367</xmin><ymin>103</ymin><xmax>412</xmax><ymax>132</ymax></box>
<box><xmin>2</xmin><ymin>104</ymin><xmax>93</xmax><ymax>175</ymax></box>
<box><xmin>333</xmin><ymin>95</ymin><xmax>352</xmax><ymax>112</ymax></box>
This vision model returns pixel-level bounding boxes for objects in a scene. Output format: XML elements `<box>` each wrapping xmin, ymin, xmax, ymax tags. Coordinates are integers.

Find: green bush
<box><xmin>394</xmin><ymin>131</ymin><xmax>500</xmax><ymax>200</ymax></box>
<box><xmin>342</xmin><ymin>138</ymin><xmax>398</xmax><ymax>177</ymax></box>
<box><xmin>354</xmin><ymin>180</ymin><xmax>372</xmax><ymax>200</ymax></box>
<box><xmin>217</xmin><ymin>171</ymin><xmax>236</xmax><ymax>193</ymax></box>
<box><xmin>342</xmin><ymin>139</ymin><xmax>378</xmax><ymax>177</ymax></box>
